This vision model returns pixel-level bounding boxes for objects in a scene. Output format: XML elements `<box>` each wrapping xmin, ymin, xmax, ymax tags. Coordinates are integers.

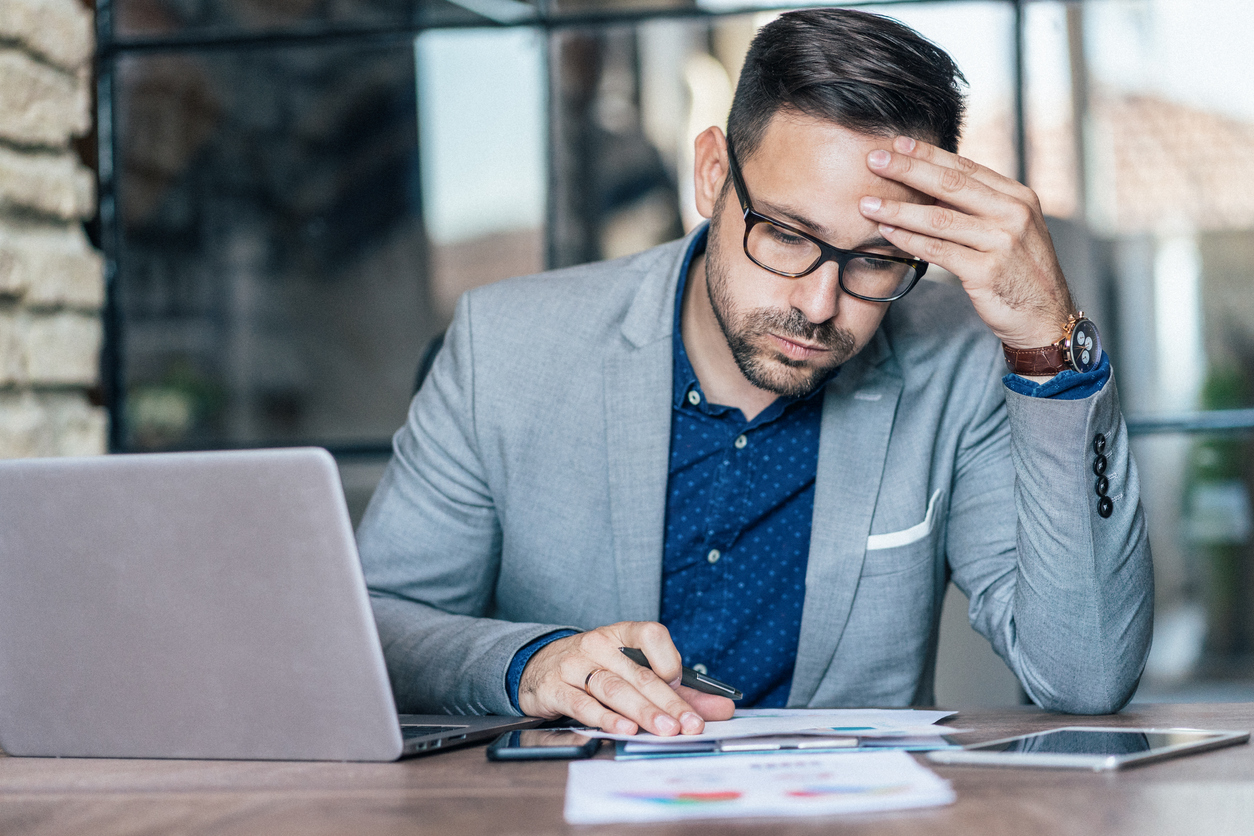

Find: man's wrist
<box><xmin>506</xmin><ymin>629</ymin><xmax>578</xmax><ymax>713</ymax></box>
<box><xmin>1002</xmin><ymin>312</ymin><xmax>1101</xmax><ymax>377</ymax></box>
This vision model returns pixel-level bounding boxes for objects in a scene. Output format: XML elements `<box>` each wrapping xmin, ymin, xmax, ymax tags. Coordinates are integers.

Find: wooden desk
<box><xmin>0</xmin><ymin>703</ymin><xmax>1249</xmax><ymax>836</ymax></box>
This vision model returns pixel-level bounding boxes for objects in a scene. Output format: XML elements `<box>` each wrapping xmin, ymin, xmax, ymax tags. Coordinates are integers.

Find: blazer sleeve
<box><xmin>945</xmin><ymin>347</ymin><xmax>1154</xmax><ymax>714</ymax></box>
<box><xmin>355</xmin><ymin>292</ymin><xmax>577</xmax><ymax>716</ymax></box>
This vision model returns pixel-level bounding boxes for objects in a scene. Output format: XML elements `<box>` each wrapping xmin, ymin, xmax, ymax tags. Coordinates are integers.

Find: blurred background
<box><xmin>84</xmin><ymin>0</ymin><xmax>1254</xmax><ymax>705</ymax></box>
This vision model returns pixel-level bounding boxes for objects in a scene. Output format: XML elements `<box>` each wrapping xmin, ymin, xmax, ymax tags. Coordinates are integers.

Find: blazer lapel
<box><xmin>789</xmin><ymin>330</ymin><xmax>903</xmax><ymax>705</ymax></box>
<box><xmin>604</xmin><ymin>342</ymin><xmax>672</xmax><ymax>621</ymax></box>
<box><xmin>601</xmin><ymin>232</ymin><xmax>694</xmax><ymax>621</ymax></box>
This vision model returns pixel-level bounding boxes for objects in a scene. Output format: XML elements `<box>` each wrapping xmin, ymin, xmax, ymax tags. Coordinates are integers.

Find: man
<box><xmin>357</xmin><ymin>8</ymin><xmax>1153</xmax><ymax>737</ymax></box>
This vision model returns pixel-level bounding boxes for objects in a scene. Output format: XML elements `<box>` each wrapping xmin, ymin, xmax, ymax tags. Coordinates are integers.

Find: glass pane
<box><xmin>886</xmin><ymin>2</ymin><xmax>1017</xmax><ymax>178</ymax></box>
<box><xmin>548</xmin><ymin>20</ymin><xmax>690</xmax><ymax>268</ymax></box>
<box><xmin>113</xmin><ymin>0</ymin><xmax>541</xmax><ymax>39</ymax></box>
<box><xmin>1024</xmin><ymin>0</ymin><xmax>1254</xmax><ymax>698</ymax></box>
<box><xmin>547</xmin><ymin>3</ymin><xmax>1015</xmax><ymax>279</ymax></box>
<box><xmin>115</xmin><ymin>42</ymin><xmax>437</xmax><ymax>451</ymax></box>
<box><xmin>549</xmin><ymin>0</ymin><xmax>696</xmax><ymax>15</ymax></box>
<box><xmin>1133</xmin><ymin>430</ymin><xmax>1254</xmax><ymax>701</ymax></box>
<box><xmin>416</xmin><ymin>27</ymin><xmax>547</xmax><ymax>320</ymax></box>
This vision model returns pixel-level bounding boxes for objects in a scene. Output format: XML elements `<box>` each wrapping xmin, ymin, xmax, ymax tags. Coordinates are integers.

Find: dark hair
<box><xmin>728</xmin><ymin>9</ymin><xmax>967</xmax><ymax>160</ymax></box>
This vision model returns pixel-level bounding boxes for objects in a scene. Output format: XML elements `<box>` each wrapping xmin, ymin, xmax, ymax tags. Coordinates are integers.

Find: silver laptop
<box><xmin>0</xmin><ymin>448</ymin><xmax>538</xmax><ymax>760</ymax></box>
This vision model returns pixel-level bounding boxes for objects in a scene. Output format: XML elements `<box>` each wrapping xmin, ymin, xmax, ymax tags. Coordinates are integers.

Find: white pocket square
<box><xmin>866</xmin><ymin>489</ymin><xmax>943</xmax><ymax>551</ymax></box>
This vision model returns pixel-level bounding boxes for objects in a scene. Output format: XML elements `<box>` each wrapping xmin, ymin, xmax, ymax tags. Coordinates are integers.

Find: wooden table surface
<box><xmin>0</xmin><ymin>702</ymin><xmax>1250</xmax><ymax>836</ymax></box>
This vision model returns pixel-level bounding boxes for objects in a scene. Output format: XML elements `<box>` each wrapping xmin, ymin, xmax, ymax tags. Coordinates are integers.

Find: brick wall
<box><xmin>0</xmin><ymin>0</ymin><xmax>106</xmax><ymax>457</ymax></box>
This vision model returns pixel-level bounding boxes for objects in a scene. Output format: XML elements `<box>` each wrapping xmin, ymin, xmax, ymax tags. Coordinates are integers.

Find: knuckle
<box><xmin>924</xmin><ymin>237</ymin><xmax>949</xmax><ymax>260</ymax></box>
<box><xmin>597</xmin><ymin>707</ymin><xmax>626</xmax><ymax>732</ymax></box>
<box><xmin>1013</xmin><ymin>181</ymin><xmax>1039</xmax><ymax>206</ymax></box>
<box><xmin>569</xmin><ymin>692</ymin><xmax>607</xmax><ymax>723</ymax></box>
<box><xmin>956</xmin><ymin>155</ymin><xmax>979</xmax><ymax>173</ymax></box>
<box><xmin>598</xmin><ymin>673</ymin><xmax>632</xmax><ymax>702</ymax></box>
<box><xmin>940</xmin><ymin>167</ymin><xmax>966</xmax><ymax>193</ymax></box>
<box><xmin>583</xmin><ymin>630</ymin><xmax>614</xmax><ymax>656</ymax></box>
<box><xmin>1009</xmin><ymin>202</ymin><xmax>1034</xmax><ymax>231</ymax></box>
<box><xmin>638</xmin><ymin>621</ymin><xmax>671</xmax><ymax>644</ymax></box>
<box><xmin>658</xmin><ymin>690</ymin><xmax>690</xmax><ymax>714</ymax></box>
<box><xmin>626</xmin><ymin>664</ymin><xmax>661</xmax><ymax>690</ymax></box>
<box><xmin>928</xmin><ymin>208</ymin><xmax>954</xmax><ymax>232</ymax></box>
<box><xmin>556</xmin><ymin>655</ymin><xmax>580</xmax><ymax>682</ymax></box>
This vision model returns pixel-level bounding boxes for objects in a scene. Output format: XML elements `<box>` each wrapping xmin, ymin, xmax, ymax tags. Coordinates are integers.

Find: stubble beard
<box><xmin>704</xmin><ymin>211</ymin><xmax>858</xmax><ymax>398</ymax></box>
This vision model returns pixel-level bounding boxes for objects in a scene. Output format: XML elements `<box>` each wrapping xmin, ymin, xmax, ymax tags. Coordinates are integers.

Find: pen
<box><xmin>619</xmin><ymin>647</ymin><xmax>744</xmax><ymax>700</ymax></box>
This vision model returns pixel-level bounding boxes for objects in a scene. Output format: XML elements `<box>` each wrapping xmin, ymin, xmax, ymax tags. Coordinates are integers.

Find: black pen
<box><xmin>619</xmin><ymin>647</ymin><xmax>744</xmax><ymax>700</ymax></box>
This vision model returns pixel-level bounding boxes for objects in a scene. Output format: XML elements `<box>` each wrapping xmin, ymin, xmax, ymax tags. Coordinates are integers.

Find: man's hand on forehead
<box><xmin>857</xmin><ymin>136</ymin><xmax>1075</xmax><ymax>354</ymax></box>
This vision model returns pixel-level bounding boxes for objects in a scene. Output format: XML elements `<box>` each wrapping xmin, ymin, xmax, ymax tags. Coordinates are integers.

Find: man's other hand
<box><xmin>860</xmin><ymin>135</ymin><xmax>1075</xmax><ymax>363</ymax></box>
<box><xmin>516</xmin><ymin>621</ymin><xmax>736</xmax><ymax>735</ymax></box>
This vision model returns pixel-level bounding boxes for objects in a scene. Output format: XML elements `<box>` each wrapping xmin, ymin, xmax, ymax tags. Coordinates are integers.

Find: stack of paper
<box><xmin>563</xmin><ymin>750</ymin><xmax>955</xmax><ymax>824</ymax></box>
<box><xmin>579</xmin><ymin>708</ymin><xmax>959</xmax><ymax>758</ymax></box>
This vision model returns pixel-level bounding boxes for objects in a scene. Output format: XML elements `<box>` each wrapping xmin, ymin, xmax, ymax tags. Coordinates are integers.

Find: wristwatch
<box><xmin>1002</xmin><ymin>312</ymin><xmax>1103</xmax><ymax>376</ymax></box>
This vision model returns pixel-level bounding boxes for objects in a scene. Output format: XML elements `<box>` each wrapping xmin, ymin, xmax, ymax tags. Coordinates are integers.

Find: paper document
<box><xmin>580</xmin><ymin>707</ymin><xmax>956</xmax><ymax>744</ymax></box>
<box><xmin>563</xmin><ymin>750</ymin><xmax>955</xmax><ymax>824</ymax></box>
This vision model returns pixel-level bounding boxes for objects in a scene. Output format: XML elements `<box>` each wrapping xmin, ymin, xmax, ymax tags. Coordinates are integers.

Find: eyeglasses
<box><xmin>724</xmin><ymin>139</ymin><xmax>928</xmax><ymax>303</ymax></box>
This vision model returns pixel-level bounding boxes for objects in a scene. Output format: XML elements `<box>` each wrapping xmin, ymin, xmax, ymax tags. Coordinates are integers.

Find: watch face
<box><xmin>1067</xmin><ymin>319</ymin><xmax>1102</xmax><ymax>373</ymax></box>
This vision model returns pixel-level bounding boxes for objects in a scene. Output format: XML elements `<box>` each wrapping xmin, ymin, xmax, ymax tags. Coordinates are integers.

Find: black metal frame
<box><xmin>94</xmin><ymin>0</ymin><xmax>1254</xmax><ymax>458</ymax></box>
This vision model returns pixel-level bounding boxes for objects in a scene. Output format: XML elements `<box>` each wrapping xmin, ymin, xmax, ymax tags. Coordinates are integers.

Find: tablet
<box><xmin>925</xmin><ymin>726</ymin><xmax>1249</xmax><ymax>771</ymax></box>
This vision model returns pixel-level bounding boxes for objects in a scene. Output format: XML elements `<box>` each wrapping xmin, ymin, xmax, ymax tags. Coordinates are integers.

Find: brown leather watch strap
<box><xmin>1003</xmin><ymin>343</ymin><xmax>1067</xmax><ymax>376</ymax></box>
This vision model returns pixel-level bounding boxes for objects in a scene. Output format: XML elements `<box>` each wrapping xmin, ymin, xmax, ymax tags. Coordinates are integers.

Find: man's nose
<box><xmin>787</xmin><ymin>261</ymin><xmax>842</xmax><ymax>325</ymax></box>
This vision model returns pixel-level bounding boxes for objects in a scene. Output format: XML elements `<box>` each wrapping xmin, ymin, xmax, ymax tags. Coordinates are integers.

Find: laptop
<box><xmin>0</xmin><ymin>448</ymin><xmax>539</xmax><ymax>760</ymax></box>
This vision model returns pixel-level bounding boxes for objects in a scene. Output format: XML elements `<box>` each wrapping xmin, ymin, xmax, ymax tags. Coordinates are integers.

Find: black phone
<box><xmin>486</xmin><ymin>729</ymin><xmax>602</xmax><ymax>761</ymax></box>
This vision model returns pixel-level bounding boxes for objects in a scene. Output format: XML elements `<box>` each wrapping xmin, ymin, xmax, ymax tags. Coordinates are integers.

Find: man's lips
<box><xmin>768</xmin><ymin>333</ymin><xmax>829</xmax><ymax>360</ymax></box>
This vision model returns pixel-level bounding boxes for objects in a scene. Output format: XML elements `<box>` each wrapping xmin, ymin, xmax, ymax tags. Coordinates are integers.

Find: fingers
<box><xmin>859</xmin><ymin>195</ymin><xmax>1003</xmax><ymax>255</ymax></box>
<box><xmin>551</xmin><ymin>676</ymin><xmax>640</xmax><ymax>736</ymax></box>
<box><xmin>516</xmin><ymin>622</ymin><xmax>706</xmax><ymax>737</ymax></box>
<box><xmin>604</xmin><ymin>623</ymin><xmax>705</xmax><ymax>734</ymax></box>
<box><xmin>866</xmin><ymin>139</ymin><xmax>1036</xmax><ymax>223</ymax></box>
<box><xmin>859</xmin><ymin>135</ymin><xmax>1046</xmax><ymax>280</ymax></box>
<box><xmin>886</xmin><ymin>135</ymin><xmax>1036</xmax><ymax>204</ymax></box>
<box><xmin>582</xmin><ymin>664</ymin><xmax>701</xmax><ymax>736</ymax></box>
<box><xmin>867</xmin><ymin>218</ymin><xmax>977</xmax><ymax>281</ymax></box>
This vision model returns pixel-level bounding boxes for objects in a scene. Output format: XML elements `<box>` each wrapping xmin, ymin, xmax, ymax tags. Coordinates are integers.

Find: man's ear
<box><xmin>692</xmin><ymin>126</ymin><xmax>729</xmax><ymax>220</ymax></box>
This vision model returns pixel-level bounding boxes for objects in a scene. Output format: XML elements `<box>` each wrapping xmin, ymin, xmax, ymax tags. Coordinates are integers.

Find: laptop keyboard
<box><xmin>400</xmin><ymin>725</ymin><xmax>466</xmax><ymax>740</ymax></box>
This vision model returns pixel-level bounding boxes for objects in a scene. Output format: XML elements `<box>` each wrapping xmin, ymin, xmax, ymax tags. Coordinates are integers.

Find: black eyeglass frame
<box><xmin>724</xmin><ymin>139</ymin><xmax>928</xmax><ymax>303</ymax></box>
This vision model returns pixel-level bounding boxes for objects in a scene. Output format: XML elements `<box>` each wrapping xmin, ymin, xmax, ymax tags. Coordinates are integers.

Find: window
<box><xmin>99</xmin><ymin>0</ymin><xmax>1254</xmax><ymax>699</ymax></box>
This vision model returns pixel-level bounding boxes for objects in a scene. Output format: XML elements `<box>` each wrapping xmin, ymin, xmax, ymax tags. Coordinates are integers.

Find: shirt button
<box><xmin>707</xmin><ymin>549</ymin><xmax>721</xmax><ymax>564</ymax></box>
<box><xmin>693</xmin><ymin>663</ymin><xmax>709</xmax><ymax>675</ymax></box>
<box><xmin>687</xmin><ymin>390</ymin><xmax>701</xmax><ymax>406</ymax></box>
<box><xmin>734</xmin><ymin>434</ymin><xmax>747</xmax><ymax>449</ymax></box>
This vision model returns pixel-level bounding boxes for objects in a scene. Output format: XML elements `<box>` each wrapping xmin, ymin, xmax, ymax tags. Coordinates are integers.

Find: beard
<box><xmin>704</xmin><ymin>211</ymin><xmax>858</xmax><ymax>398</ymax></box>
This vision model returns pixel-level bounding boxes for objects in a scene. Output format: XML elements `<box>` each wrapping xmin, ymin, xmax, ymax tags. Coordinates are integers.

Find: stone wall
<box><xmin>0</xmin><ymin>0</ymin><xmax>106</xmax><ymax>457</ymax></box>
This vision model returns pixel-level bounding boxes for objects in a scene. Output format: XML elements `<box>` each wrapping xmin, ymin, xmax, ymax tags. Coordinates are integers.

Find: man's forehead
<box><xmin>743</xmin><ymin>115</ymin><xmax>932</xmax><ymax>244</ymax></box>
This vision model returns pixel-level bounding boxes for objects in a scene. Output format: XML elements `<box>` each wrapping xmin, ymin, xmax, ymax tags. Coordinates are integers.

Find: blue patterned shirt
<box><xmin>660</xmin><ymin>228</ymin><xmax>826</xmax><ymax>706</ymax></box>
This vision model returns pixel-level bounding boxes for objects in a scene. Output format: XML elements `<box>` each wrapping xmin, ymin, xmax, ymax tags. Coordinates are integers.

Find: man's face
<box><xmin>700</xmin><ymin>113</ymin><xmax>927</xmax><ymax>397</ymax></box>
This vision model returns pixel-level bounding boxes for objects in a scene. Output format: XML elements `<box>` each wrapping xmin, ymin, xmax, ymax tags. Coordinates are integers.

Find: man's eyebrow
<box><xmin>854</xmin><ymin>235</ymin><xmax>897</xmax><ymax>251</ymax></box>
<box><xmin>757</xmin><ymin>198</ymin><xmax>834</xmax><ymax>240</ymax></box>
<box><xmin>756</xmin><ymin>199</ymin><xmax>910</xmax><ymax>255</ymax></box>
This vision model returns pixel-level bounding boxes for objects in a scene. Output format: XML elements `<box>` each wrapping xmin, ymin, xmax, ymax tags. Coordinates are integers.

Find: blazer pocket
<box><xmin>866</xmin><ymin>489</ymin><xmax>943</xmax><ymax>552</ymax></box>
<box><xmin>859</xmin><ymin>489</ymin><xmax>943</xmax><ymax>578</ymax></box>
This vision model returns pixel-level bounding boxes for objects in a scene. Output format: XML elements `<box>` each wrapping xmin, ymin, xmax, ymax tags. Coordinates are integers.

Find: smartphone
<box><xmin>486</xmin><ymin>729</ymin><xmax>602</xmax><ymax>761</ymax></box>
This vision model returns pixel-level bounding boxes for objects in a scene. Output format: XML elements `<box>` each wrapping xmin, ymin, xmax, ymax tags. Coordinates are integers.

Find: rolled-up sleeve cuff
<box><xmin>1003</xmin><ymin>353</ymin><xmax>1111</xmax><ymax>401</ymax></box>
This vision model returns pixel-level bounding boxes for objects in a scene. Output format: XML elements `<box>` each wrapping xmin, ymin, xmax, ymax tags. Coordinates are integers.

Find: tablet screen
<box><xmin>971</xmin><ymin>729</ymin><xmax>1219</xmax><ymax>756</ymax></box>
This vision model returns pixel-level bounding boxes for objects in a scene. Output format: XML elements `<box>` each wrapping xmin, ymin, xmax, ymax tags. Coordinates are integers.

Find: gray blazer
<box><xmin>357</xmin><ymin>228</ymin><xmax>1153</xmax><ymax>717</ymax></box>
